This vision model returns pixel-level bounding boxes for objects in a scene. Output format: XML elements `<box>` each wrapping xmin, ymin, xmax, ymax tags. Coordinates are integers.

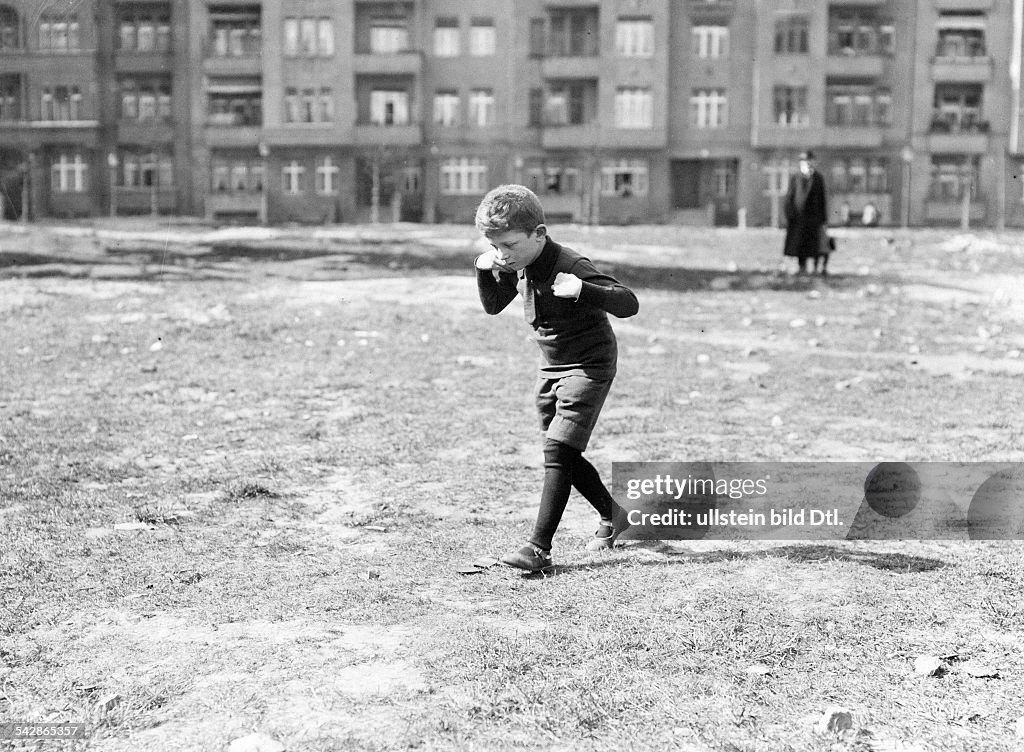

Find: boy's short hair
<box><xmin>475</xmin><ymin>184</ymin><xmax>546</xmax><ymax>236</ymax></box>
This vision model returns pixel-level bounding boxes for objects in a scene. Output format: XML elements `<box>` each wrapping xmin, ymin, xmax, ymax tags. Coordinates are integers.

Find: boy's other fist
<box><xmin>552</xmin><ymin>272</ymin><xmax>582</xmax><ymax>300</ymax></box>
<box><xmin>476</xmin><ymin>249</ymin><xmax>513</xmax><ymax>272</ymax></box>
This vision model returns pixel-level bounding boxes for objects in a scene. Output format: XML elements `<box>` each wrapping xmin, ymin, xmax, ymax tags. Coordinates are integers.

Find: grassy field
<box><xmin>1</xmin><ymin>221</ymin><xmax>1022</xmax><ymax>751</ymax></box>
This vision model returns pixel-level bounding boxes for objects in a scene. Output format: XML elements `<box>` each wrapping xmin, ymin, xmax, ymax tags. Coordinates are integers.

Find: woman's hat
<box><xmin>799</xmin><ymin>150</ymin><xmax>816</xmax><ymax>160</ymax></box>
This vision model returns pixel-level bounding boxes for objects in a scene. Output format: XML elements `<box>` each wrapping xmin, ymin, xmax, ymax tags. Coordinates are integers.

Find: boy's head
<box><xmin>475</xmin><ymin>184</ymin><xmax>548</xmax><ymax>271</ymax></box>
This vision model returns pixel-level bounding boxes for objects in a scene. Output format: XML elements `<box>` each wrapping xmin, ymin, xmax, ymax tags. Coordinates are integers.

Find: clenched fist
<box><xmin>552</xmin><ymin>272</ymin><xmax>582</xmax><ymax>300</ymax></box>
<box><xmin>475</xmin><ymin>249</ymin><xmax>514</xmax><ymax>272</ymax></box>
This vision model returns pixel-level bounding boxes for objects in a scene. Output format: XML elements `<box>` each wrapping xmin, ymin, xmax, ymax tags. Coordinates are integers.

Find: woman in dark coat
<box><xmin>783</xmin><ymin>150</ymin><xmax>829</xmax><ymax>275</ymax></box>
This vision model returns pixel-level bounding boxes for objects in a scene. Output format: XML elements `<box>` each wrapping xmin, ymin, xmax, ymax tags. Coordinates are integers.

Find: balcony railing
<box><xmin>929</xmin><ymin>116</ymin><xmax>989</xmax><ymax>134</ymax></box>
<box><xmin>208</xmin><ymin>112</ymin><xmax>262</xmax><ymax>127</ymax></box>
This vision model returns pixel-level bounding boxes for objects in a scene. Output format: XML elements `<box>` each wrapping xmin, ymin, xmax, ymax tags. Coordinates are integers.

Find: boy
<box><xmin>474</xmin><ymin>184</ymin><xmax>639</xmax><ymax>573</ymax></box>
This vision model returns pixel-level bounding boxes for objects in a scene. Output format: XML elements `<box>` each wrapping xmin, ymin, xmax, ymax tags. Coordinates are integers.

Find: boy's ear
<box><xmin>533</xmin><ymin>224</ymin><xmax>548</xmax><ymax>240</ymax></box>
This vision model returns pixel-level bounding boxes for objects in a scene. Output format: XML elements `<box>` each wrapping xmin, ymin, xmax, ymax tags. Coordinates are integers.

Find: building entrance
<box><xmin>671</xmin><ymin>159</ymin><xmax>737</xmax><ymax>226</ymax></box>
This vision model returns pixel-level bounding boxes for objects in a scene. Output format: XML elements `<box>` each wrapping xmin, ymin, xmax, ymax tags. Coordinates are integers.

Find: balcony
<box><xmin>754</xmin><ymin>125</ymin><xmax>825</xmax><ymax>149</ymax></box>
<box><xmin>353</xmin><ymin>51</ymin><xmax>422</xmax><ymax>75</ymax></box>
<box><xmin>118</xmin><ymin>120</ymin><xmax>175</xmax><ymax>144</ymax></box>
<box><xmin>822</xmin><ymin>127</ymin><xmax>885</xmax><ymax>148</ymax></box>
<box><xmin>203</xmin><ymin>54</ymin><xmax>261</xmax><ymax>77</ymax></box>
<box><xmin>933</xmin><ymin>0</ymin><xmax>992</xmax><ymax>9</ymax></box>
<box><xmin>928</xmin><ymin>120</ymin><xmax>990</xmax><ymax>153</ymax></box>
<box><xmin>353</xmin><ymin>122</ymin><xmax>422</xmax><ymax>147</ymax></box>
<box><xmin>825</xmin><ymin>53</ymin><xmax>885</xmax><ymax>78</ymax></box>
<box><xmin>0</xmin><ymin>120</ymin><xmax>100</xmax><ymax>144</ymax></box>
<box><xmin>115</xmin><ymin>51</ymin><xmax>174</xmax><ymax>74</ymax></box>
<box><xmin>601</xmin><ymin>127</ymin><xmax>667</xmax><ymax>150</ymax></box>
<box><xmin>541</xmin><ymin>122</ymin><xmax>599</xmax><ymax>149</ymax></box>
<box><xmin>688</xmin><ymin>0</ymin><xmax>736</xmax><ymax>17</ymax></box>
<box><xmin>541</xmin><ymin>55</ymin><xmax>601</xmax><ymax>79</ymax></box>
<box><xmin>114</xmin><ymin>186</ymin><xmax>177</xmax><ymax>214</ymax></box>
<box><xmin>931</xmin><ymin>56</ymin><xmax>993</xmax><ymax>83</ymax></box>
<box><xmin>205</xmin><ymin>123</ymin><xmax>262</xmax><ymax>147</ymax></box>
<box><xmin>207</xmin><ymin>192</ymin><xmax>261</xmax><ymax>218</ymax></box>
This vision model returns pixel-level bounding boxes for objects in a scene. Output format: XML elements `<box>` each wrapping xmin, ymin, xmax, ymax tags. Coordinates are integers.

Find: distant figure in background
<box><xmin>783</xmin><ymin>150</ymin><xmax>829</xmax><ymax>276</ymax></box>
<box><xmin>861</xmin><ymin>202</ymin><xmax>879</xmax><ymax>227</ymax></box>
<box><xmin>840</xmin><ymin>201</ymin><xmax>852</xmax><ymax>227</ymax></box>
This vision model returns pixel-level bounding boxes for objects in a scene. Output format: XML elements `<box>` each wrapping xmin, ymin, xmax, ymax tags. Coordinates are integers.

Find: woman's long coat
<box><xmin>783</xmin><ymin>170</ymin><xmax>828</xmax><ymax>259</ymax></box>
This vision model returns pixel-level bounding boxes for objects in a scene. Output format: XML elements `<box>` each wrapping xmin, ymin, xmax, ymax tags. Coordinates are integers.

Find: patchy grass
<box><xmin>0</xmin><ymin>222</ymin><xmax>1022</xmax><ymax>751</ymax></box>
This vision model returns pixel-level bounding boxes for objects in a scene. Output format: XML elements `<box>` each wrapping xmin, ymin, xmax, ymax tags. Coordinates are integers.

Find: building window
<box><xmin>434</xmin><ymin>17</ymin><xmax>459</xmax><ymax>57</ymax></box>
<box><xmin>139</xmin><ymin>88</ymin><xmax>157</xmax><ymax>120</ymax></box>
<box><xmin>692</xmin><ymin>25</ymin><xmax>728</xmax><ymax>59</ymax></box>
<box><xmin>300</xmin><ymin>88</ymin><xmax>317</xmax><ymax>122</ymax></box>
<box><xmin>936</xmin><ymin>17</ymin><xmax>986</xmax><ymax>58</ymax></box>
<box><xmin>120</xmin><ymin>78</ymin><xmax>171</xmax><ymax>121</ymax></box>
<box><xmin>468</xmin><ymin>89</ymin><xmax>495</xmax><ymax>127</ymax></box>
<box><xmin>1</xmin><ymin>6</ymin><xmax>20</xmax><ymax>49</ymax></box>
<box><xmin>51</xmin><ymin>153</ymin><xmax>88</xmax><ymax>193</ymax></box>
<box><xmin>283</xmin><ymin>18</ymin><xmax>298</xmax><ymax>55</ymax></box>
<box><xmin>774</xmin><ymin>86</ymin><xmax>808</xmax><ymax>127</ymax></box>
<box><xmin>690</xmin><ymin>89</ymin><xmax>727</xmax><ymax>129</ymax></box>
<box><xmin>932</xmin><ymin>84</ymin><xmax>984</xmax><ymax>132</ymax></box>
<box><xmin>826</xmin><ymin>86</ymin><xmax>891</xmax><ymax>127</ymax></box>
<box><xmin>774</xmin><ymin>14</ymin><xmax>808</xmax><ymax>54</ymax></box>
<box><xmin>601</xmin><ymin>159</ymin><xmax>648</xmax><ymax>197</ymax></box>
<box><xmin>615</xmin><ymin>18</ymin><xmax>653</xmax><ymax>58</ymax></box>
<box><xmin>469</xmin><ymin>18</ymin><xmax>495</xmax><ymax>56</ymax></box>
<box><xmin>119</xmin><ymin>10</ymin><xmax>171</xmax><ymax>52</ymax></box>
<box><xmin>527</xmin><ymin>165</ymin><xmax>579</xmax><ymax>196</ymax></box>
<box><xmin>370</xmin><ymin>20</ymin><xmax>408</xmax><ymax>53</ymax></box>
<box><xmin>211</xmin><ymin>157</ymin><xmax>262</xmax><ymax>193</ymax></box>
<box><xmin>318</xmin><ymin>88</ymin><xmax>333</xmax><ymax>122</ymax></box>
<box><xmin>714</xmin><ymin>165</ymin><xmax>734</xmax><ymax>198</ymax></box>
<box><xmin>41</xmin><ymin>86</ymin><xmax>81</xmax><ymax>121</ymax></box>
<box><xmin>433</xmin><ymin>91</ymin><xmax>460</xmax><ymax>126</ymax></box>
<box><xmin>614</xmin><ymin>88</ymin><xmax>653</xmax><ymax>129</ymax></box>
<box><xmin>282</xmin><ymin>160</ymin><xmax>306</xmax><ymax>195</ymax></box>
<box><xmin>0</xmin><ymin>74</ymin><xmax>21</xmax><ymax>120</ymax></box>
<box><xmin>440</xmin><ymin>157</ymin><xmax>487</xmax><ymax>195</ymax></box>
<box><xmin>548</xmin><ymin>9</ymin><xmax>599</xmax><ymax>56</ymax></box>
<box><xmin>370</xmin><ymin>90</ymin><xmax>409</xmax><ymax>125</ymax></box>
<box><xmin>39</xmin><ymin>14</ymin><xmax>80</xmax><ymax>51</ymax></box>
<box><xmin>318</xmin><ymin>19</ymin><xmax>334</xmax><ymax>55</ymax></box>
<box><xmin>315</xmin><ymin>156</ymin><xmax>339</xmax><ymax>195</ymax></box>
<box><xmin>829</xmin><ymin>10</ymin><xmax>894</xmax><ymax>56</ymax></box>
<box><xmin>207</xmin><ymin>81</ymin><xmax>262</xmax><ymax>126</ymax></box>
<box><xmin>763</xmin><ymin>160</ymin><xmax>794</xmax><ymax>198</ymax></box>
<box><xmin>284</xmin><ymin>17</ymin><xmax>332</xmax><ymax>56</ymax></box>
<box><xmin>528</xmin><ymin>88</ymin><xmax>543</xmax><ymax>126</ymax></box>
<box><xmin>299</xmin><ymin>18</ymin><xmax>316</xmax><ymax>55</ymax></box>
<box><xmin>401</xmin><ymin>166</ymin><xmax>421</xmax><ymax>194</ymax></box>
<box><xmin>829</xmin><ymin>157</ymin><xmax>890</xmax><ymax>193</ymax></box>
<box><xmin>137</xmin><ymin>16</ymin><xmax>155</xmax><ymax>50</ymax></box>
<box><xmin>119</xmin><ymin>151</ymin><xmax>173</xmax><ymax>189</ymax></box>
<box><xmin>284</xmin><ymin>87</ymin><xmax>298</xmax><ymax>122</ymax></box>
<box><xmin>210</xmin><ymin>7</ymin><xmax>261</xmax><ymax>57</ymax></box>
<box><xmin>544</xmin><ymin>83</ymin><xmax>588</xmax><ymax>126</ymax></box>
<box><xmin>929</xmin><ymin>155</ymin><xmax>978</xmax><ymax>201</ymax></box>
<box><xmin>284</xmin><ymin>86</ymin><xmax>332</xmax><ymax>123</ymax></box>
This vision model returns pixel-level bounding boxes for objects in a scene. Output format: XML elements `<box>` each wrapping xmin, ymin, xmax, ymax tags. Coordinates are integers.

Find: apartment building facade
<box><xmin>0</xmin><ymin>0</ymin><xmax>1022</xmax><ymax>228</ymax></box>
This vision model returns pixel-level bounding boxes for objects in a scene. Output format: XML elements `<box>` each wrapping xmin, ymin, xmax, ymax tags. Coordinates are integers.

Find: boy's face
<box><xmin>485</xmin><ymin>225</ymin><xmax>546</xmax><ymax>271</ymax></box>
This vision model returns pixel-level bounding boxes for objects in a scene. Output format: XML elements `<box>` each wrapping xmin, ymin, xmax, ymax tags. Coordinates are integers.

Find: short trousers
<box><xmin>535</xmin><ymin>374</ymin><xmax>613</xmax><ymax>452</ymax></box>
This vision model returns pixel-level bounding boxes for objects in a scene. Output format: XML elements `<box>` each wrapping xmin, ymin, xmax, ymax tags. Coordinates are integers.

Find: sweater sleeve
<box><xmin>477</xmin><ymin>267</ymin><xmax>519</xmax><ymax>315</ymax></box>
<box><xmin>570</xmin><ymin>260</ymin><xmax>639</xmax><ymax>319</ymax></box>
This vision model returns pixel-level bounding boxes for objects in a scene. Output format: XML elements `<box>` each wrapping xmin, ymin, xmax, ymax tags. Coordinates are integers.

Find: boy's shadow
<box><xmin>540</xmin><ymin>541</ymin><xmax>948</xmax><ymax>576</ymax></box>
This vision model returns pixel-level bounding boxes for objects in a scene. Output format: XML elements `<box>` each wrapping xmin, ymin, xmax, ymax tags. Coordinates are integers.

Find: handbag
<box><xmin>819</xmin><ymin>227</ymin><xmax>836</xmax><ymax>256</ymax></box>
